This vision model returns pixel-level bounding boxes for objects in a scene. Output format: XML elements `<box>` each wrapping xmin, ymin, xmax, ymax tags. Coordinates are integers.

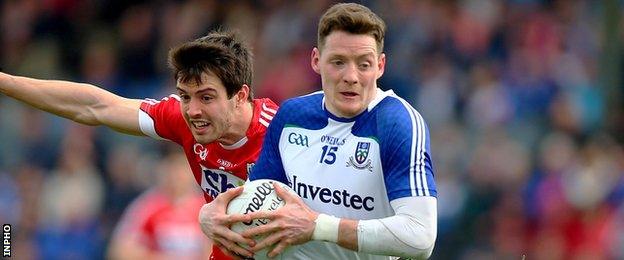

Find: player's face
<box><xmin>311</xmin><ymin>31</ymin><xmax>385</xmax><ymax>118</ymax></box>
<box><xmin>177</xmin><ymin>72</ymin><xmax>238</xmax><ymax>144</ymax></box>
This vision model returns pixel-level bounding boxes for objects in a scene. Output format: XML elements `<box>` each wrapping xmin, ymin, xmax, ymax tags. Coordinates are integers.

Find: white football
<box><xmin>226</xmin><ymin>179</ymin><xmax>297</xmax><ymax>259</ymax></box>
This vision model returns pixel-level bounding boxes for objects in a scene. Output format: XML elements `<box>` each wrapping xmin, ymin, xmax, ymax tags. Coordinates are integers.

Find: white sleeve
<box><xmin>138</xmin><ymin>109</ymin><xmax>166</xmax><ymax>140</ymax></box>
<box><xmin>357</xmin><ymin>196</ymin><xmax>437</xmax><ymax>259</ymax></box>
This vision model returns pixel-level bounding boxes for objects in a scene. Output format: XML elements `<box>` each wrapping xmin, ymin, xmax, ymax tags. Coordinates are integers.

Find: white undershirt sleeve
<box><xmin>138</xmin><ymin>109</ymin><xmax>166</xmax><ymax>140</ymax></box>
<box><xmin>357</xmin><ymin>196</ymin><xmax>437</xmax><ymax>259</ymax></box>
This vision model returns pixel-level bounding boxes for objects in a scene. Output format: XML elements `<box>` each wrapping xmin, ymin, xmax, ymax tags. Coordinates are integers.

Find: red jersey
<box><xmin>111</xmin><ymin>189</ymin><xmax>208</xmax><ymax>258</ymax></box>
<box><xmin>139</xmin><ymin>95</ymin><xmax>278</xmax><ymax>202</ymax></box>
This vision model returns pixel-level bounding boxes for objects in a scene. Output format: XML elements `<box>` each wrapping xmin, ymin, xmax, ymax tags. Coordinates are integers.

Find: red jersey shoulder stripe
<box><xmin>261</xmin><ymin>102</ymin><xmax>277</xmax><ymax>114</ymax></box>
<box><xmin>259</xmin><ymin>101</ymin><xmax>277</xmax><ymax>127</ymax></box>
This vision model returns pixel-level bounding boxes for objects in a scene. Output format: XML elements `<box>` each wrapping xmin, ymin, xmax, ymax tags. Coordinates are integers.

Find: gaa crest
<box><xmin>347</xmin><ymin>142</ymin><xmax>373</xmax><ymax>172</ymax></box>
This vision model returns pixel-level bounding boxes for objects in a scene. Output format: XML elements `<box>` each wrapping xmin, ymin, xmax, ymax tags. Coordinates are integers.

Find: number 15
<box><xmin>320</xmin><ymin>145</ymin><xmax>338</xmax><ymax>164</ymax></box>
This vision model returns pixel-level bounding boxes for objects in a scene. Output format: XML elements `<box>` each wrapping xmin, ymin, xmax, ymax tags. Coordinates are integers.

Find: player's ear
<box><xmin>236</xmin><ymin>84</ymin><xmax>250</xmax><ymax>105</ymax></box>
<box><xmin>376</xmin><ymin>53</ymin><xmax>386</xmax><ymax>79</ymax></box>
<box><xmin>311</xmin><ymin>47</ymin><xmax>321</xmax><ymax>74</ymax></box>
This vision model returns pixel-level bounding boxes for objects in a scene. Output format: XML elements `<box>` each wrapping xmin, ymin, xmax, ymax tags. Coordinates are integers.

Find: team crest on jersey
<box><xmin>347</xmin><ymin>142</ymin><xmax>373</xmax><ymax>172</ymax></box>
<box><xmin>246</xmin><ymin>163</ymin><xmax>255</xmax><ymax>174</ymax></box>
<box><xmin>193</xmin><ymin>143</ymin><xmax>208</xmax><ymax>161</ymax></box>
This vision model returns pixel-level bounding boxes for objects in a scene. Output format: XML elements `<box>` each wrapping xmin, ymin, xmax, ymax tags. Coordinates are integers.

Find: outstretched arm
<box><xmin>0</xmin><ymin>72</ymin><xmax>143</xmax><ymax>135</ymax></box>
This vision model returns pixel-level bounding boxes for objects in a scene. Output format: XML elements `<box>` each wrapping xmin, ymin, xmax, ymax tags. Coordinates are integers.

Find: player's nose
<box><xmin>187</xmin><ymin>98</ymin><xmax>202</xmax><ymax>118</ymax></box>
<box><xmin>342</xmin><ymin>64</ymin><xmax>358</xmax><ymax>85</ymax></box>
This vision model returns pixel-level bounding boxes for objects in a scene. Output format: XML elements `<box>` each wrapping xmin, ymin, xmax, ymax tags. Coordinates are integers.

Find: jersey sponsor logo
<box><xmin>320</xmin><ymin>135</ymin><xmax>346</xmax><ymax>146</ymax></box>
<box><xmin>241</xmin><ymin>181</ymin><xmax>283</xmax><ymax>226</ymax></box>
<box><xmin>193</xmin><ymin>144</ymin><xmax>208</xmax><ymax>161</ymax></box>
<box><xmin>288</xmin><ymin>133</ymin><xmax>309</xmax><ymax>147</ymax></box>
<box><xmin>346</xmin><ymin>142</ymin><xmax>373</xmax><ymax>172</ymax></box>
<box><xmin>217</xmin><ymin>158</ymin><xmax>233</xmax><ymax>168</ymax></box>
<box><xmin>290</xmin><ymin>175</ymin><xmax>374</xmax><ymax>211</ymax></box>
<box><xmin>200</xmin><ymin>165</ymin><xmax>245</xmax><ymax>199</ymax></box>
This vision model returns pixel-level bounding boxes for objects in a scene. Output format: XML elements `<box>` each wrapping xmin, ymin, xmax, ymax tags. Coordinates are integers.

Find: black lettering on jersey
<box><xmin>291</xmin><ymin>175</ymin><xmax>375</xmax><ymax>211</ymax></box>
<box><xmin>203</xmin><ymin>169</ymin><xmax>236</xmax><ymax>198</ymax></box>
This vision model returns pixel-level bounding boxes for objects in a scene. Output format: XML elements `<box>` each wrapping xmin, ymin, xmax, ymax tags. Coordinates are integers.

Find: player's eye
<box><xmin>359</xmin><ymin>59</ymin><xmax>374</xmax><ymax>69</ymax></box>
<box><xmin>180</xmin><ymin>94</ymin><xmax>191</xmax><ymax>102</ymax></box>
<box><xmin>331</xmin><ymin>60</ymin><xmax>345</xmax><ymax>66</ymax></box>
<box><xmin>202</xmin><ymin>96</ymin><xmax>213</xmax><ymax>102</ymax></box>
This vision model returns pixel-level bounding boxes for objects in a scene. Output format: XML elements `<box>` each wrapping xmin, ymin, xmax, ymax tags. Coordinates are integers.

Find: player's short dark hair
<box><xmin>168</xmin><ymin>30</ymin><xmax>253</xmax><ymax>101</ymax></box>
<box><xmin>317</xmin><ymin>3</ymin><xmax>386</xmax><ymax>54</ymax></box>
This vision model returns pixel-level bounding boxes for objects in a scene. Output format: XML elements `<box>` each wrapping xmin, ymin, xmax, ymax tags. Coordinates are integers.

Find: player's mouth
<box><xmin>191</xmin><ymin>120</ymin><xmax>211</xmax><ymax>133</ymax></box>
<box><xmin>340</xmin><ymin>91</ymin><xmax>359</xmax><ymax>99</ymax></box>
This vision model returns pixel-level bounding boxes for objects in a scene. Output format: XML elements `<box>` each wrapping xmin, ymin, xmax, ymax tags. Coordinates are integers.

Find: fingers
<box><xmin>216</xmin><ymin>186</ymin><xmax>244</xmax><ymax>202</ymax></box>
<box><xmin>218</xmin><ymin>225</ymin><xmax>257</xmax><ymax>247</ymax></box>
<box><xmin>225</xmin><ymin>212</ymin><xmax>255</xmax><ymax>225</ymax></box>
<box><xmin>241</xmin><ymin>219</ymin><xmax>280</xmax><ymax>238</ymax></box>
<box><xmin>241</xmin><ymin>209</ymin><xmax>276</xmax><ymax>223</ymax></box>
<box><xmin>267</xmin><ymin>240</ymin><xmax>290</xmax><ymax>258</ymax></box>
<box><xmin>273</xmin><ymin>182</ymin><xmax>298</xmax><ymax>203</ymax></box>
<box><xmin>250</xmin><ymin>229</ymin><xmax>285</xmax><ymax>252</ymax></box>
<box><xmin>214</xmin><ymin>236</ymin><xmax>254</xmax><ymax>259</ymax></box>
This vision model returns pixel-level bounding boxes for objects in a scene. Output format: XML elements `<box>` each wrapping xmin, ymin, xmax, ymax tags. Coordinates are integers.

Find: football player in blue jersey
<box><xmin>204</xmin><ymin>3</ymin><xmax>438</xmax><ymax>259</ymax></box>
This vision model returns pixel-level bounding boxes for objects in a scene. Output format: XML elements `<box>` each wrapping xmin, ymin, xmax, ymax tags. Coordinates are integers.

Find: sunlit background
<box><xmin>1</xmin><ymin>0</ymin><xmax>623</xmax><ymax>259</ymax></box>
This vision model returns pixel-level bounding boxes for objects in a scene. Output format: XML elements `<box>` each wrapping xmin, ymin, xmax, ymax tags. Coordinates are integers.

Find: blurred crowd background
<box><xmin>1</xmin><ymin>0</ymin><xmax>624</xmax><ymax>259</ymax></box>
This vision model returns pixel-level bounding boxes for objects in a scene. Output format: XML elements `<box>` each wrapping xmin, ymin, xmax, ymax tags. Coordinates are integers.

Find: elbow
<box><xmin>406</xmin><ymin>229</ymin><xmax>436</xmax><ymax>259</ymax></box>
<box><xmin>412</xmin><ymin>226</ymin><xmax>436</xmax><ymax>248</ymax></box>
<box><xmin>416</xmin><ymin>240</ymin><xmax>435</xmax><ymax>259</ymax></box>
<box><xmin>395</xmin><ymin>214</ymin><xmax>436</xmax><ymax>259</ymax></box>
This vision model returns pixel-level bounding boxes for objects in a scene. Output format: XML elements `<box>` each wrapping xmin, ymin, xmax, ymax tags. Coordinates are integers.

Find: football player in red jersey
<box><xmin>0</xmin><ymin>30</ymin><xmax>272</xmax><ymax>259</ymax></box>
<box><xmin>108</xmin><ymin>151</ymin><xmax>210</xmax><ymax>259</ymax></box>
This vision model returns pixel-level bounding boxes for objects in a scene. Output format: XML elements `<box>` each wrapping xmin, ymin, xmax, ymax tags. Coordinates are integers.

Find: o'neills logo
<box><xmin>193</xmin><ymin>144</ymin><xmax>208</xmax><ymax>161</ymax></box>
<box><xmin>242</xmin><ymin>182</ymin><xmax>284</xmax><ymax>226</ymax></box>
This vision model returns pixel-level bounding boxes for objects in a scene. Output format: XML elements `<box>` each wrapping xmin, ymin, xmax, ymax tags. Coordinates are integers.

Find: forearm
<box><xmin>1</xmin><ymin>72</ymin><xmax>115</xmax><ymax>125</ymax></box>
<box><xmin>337</xmin><ymin>219</ymin><xmax>358</xmax><ymax>250</ymax></box>
<box><xmin>357</xmin><ymin>197</ymin><xmax>437</xmax><ymax>258</ymax></box>
<box><xmin>0</xmin><ymin>73</ymin><xmax>143</xmax><ymax>134</ymax></box>
<box><xmin>314</xmin><ymin>197</ymin><xmax>437</xmax><ymax>259</ymax></box>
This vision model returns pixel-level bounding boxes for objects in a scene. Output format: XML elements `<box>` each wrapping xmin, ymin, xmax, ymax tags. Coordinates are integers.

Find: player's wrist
<box><xmin>312</xmin><ymin>213</ymin><xmax>340</xmax><ymax>243</ymax></box>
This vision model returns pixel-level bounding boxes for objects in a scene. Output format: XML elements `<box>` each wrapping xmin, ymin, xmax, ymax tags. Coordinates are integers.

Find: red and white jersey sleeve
<box><xmin>138</xmin><ymin>96</ymin><xmax>279</xmax><ymax>203</ymax></box>
<box><xmin>139</xmin><ymin>94</ymin><xmax>189</xmax><ymax>145</ymax></box>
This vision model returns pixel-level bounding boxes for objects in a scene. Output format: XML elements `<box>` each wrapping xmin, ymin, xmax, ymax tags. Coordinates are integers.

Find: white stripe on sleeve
<box><xmin>259</xmin><ymin>117</ymin><xmax>270</xmax><ymax>127</ymax></box>
<box><xmin>396</xmin><ymin>98</ymin><xmax>419</xmax><ymax>196</ymax></box>
<box><xmin>138</xmin><ymin>110</ymin><xmax>166</xmax><ymax>140</ymax></box>
<box><xmin>414</xmin><ymin>110</ymin><xmax>429</xmax><ymax>196</ymax></box>
<box><xmin>260</xmin><ymin>111</ymin><xmax>274</xmax><ymax>121</ymax></box>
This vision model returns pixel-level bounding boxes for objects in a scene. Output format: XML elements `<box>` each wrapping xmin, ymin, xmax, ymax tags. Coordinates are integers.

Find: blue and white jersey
<box><xmin>250</xmin><ymin>88</ymin><xmax>436</xmax><ymax>259</ymax></box>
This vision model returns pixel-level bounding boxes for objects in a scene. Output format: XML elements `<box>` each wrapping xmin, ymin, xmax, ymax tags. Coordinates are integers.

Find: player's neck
<box><xmin>217</xmin><ymin>101</ymin><xmax>254</xmax><ymax>146</ymax></box>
